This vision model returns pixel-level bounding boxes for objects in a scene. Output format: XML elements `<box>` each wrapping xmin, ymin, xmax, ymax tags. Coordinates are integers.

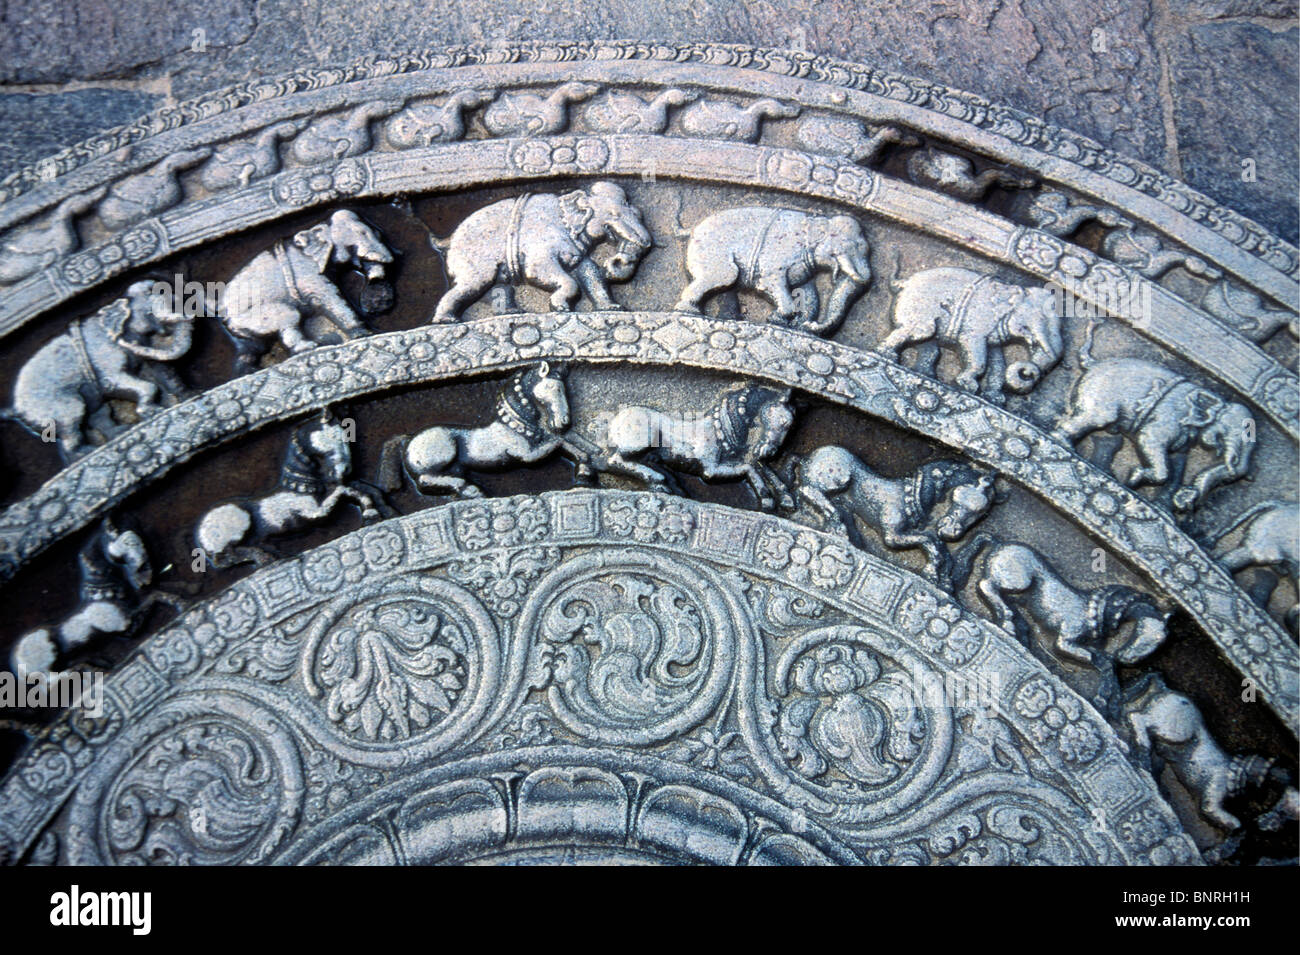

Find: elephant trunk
<box><xmin>121</xmin><ymin>316</ymin><xmax>194</xmax><ymax>362</ymax></box>
<box><xmin>603</xmin><ymin>219</ymin><xmax>652</xmax><ymax>281</ymax></box>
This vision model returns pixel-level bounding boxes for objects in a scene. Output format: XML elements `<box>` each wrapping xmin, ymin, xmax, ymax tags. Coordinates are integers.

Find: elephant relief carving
<box><xmin>906</xmin><ymin>148</ymin><xmax>1035</xmax><ymax>201</ymax></box>
<box><xmin>430</xmin><ymin>182</ymin><xmax>651</xmax><ymax>322</ymax></box>
<box><xmin>674</xmin><ymin>207</ymin><xmax>872</xmax><ymax>335</ymax></box>
<box><xmin>1053</xmin><ymin>356</ymin><xmax>1256</xmax><ymax>512</ymax></box>
<box><xmin>97</xmin><ymin>148</ymin><xmax>212</xmax><ymax>230</ymax></box>
<box><xmin>878</xmin><ymin>267</ymin><xmax>1064</xmax><ymax>399</ymax></box>
<box><xmin>2</xmin><ymin>279</ymin><xmax>194</xmax><ymax>459</ymax></box>
<box><xmin>0</xmin><ymin>187</ymin><xmax>105</xmax><ymax>285</ymax></box>
<box><xmin>381</xmin><ymin>89</ymin><xmax>494</xmax><ymax>148</ymax></box>
<box><xmin>289</xmin><ymin>101</ymin><xmax>404</xmax><ymax>165</ymax></box>
<box><xmin>217</xmin><ymin>209</ymin><xmax>394</xmax><ymax>372</ymax></box>
<box><xmin>794</xmin><ymin>116</ymin><xmax>919</xmax><ymax>165</ymax></box>
<box><xmin>1210</xmin><ymin>500</ymin><xmax>1299</xmax><ymax>630</ymax></box>
<box><xmin>679</xmin><ymin>97</ymin><xmax>799</xmax><ymax>141</ymax></box>
<box><xmin>584</xmin><ymin>88</ymin><xmax>697</xmax><ymax>133</ymax></box>
<box><xmin>199</xmin><ymin>120</ymin><xmax>308</xmax><ymax>191</ymax></box>
<box><xmin>481</xmin><ymin>81</ymin><xmax>598</xmax><ymax>136</ymax></box>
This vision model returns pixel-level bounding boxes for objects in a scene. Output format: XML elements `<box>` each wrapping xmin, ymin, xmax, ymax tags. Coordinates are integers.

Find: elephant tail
<box><xmin>1206</xmin><ymin>501</ymin><xmax>1275</xmax><ymax>548</ymax></box>
<box><xmin>1077</xmin><ymin>313</ymin><xmax>1103</xmax><ymax>370</ymax></box>
<box><xmin>886</xmin><ymin>248</ymin><xmax>904</xmax><ymax>292</ymax></box>
<box><xmin>377</xmin><ymin>434</ymin><xmax>410</xmax><ymax>492</ymax></box>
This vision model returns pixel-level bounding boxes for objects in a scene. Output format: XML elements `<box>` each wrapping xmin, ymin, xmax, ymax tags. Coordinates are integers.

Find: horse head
<box><xmin>517</xmin><ymin>362</ymin><xmax>571</xmax><ymax>433</ymax></box>
<box><xmin>722</xmin><ymin>385</ymin><xmax>793</xmax><ymax>460</ymax></box>
<box><xmin>100</xmin><ymin>518</ymin><xmax>151</xmax><ymax>590</ymax></box>
<box><xmin>291</xmin><ymin>414</ymin><xmax>353</xmax><ymax>487</ymax></box>
<box><xmin>928</xmin><ymin>463</ymin><xmax>997</xmax><ymax>541</ymax></box>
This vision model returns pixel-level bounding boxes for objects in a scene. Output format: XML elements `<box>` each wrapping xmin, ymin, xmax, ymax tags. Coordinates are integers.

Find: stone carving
<box><xmin>1123</xmin><ymin>675</ymin><xmax>1295</xmax><ymax>833</ymax></box>
<box><xmin>481</xmin><ymin>81</ymin><xmax>598</xmax><ymax>136</ymax></box>
<box><xmin>951</xmin><ymin>535</ymin><xmax>1170</xmax><ymax>715</ymax></box>
<box><xmin>679</xmin><ymin>97</ymin><xmax>799</xmax><ymax>141</ymax></box>
<box><xmin>378</xmin><ymin>362</ymin><xmax>597</xmax><ymax>496</ymax></box>
<box><xmin>380</xmin><ymin>89</ymin><xmax>493</xmax><ymax>148</ymax></box>
<box><xmin>1100</xmin><ymin>225</ymin><xmax>1220</xmax><ymax>280</ymax></box>
<box><xmin>674</xmin><ymin>206</ymin><xmax>872</xmax><ymax>335</ymax></box>
<box><xmin>584</xmin><ymin>88</ymin><xmax>697</xmax><ymax>133</ymax></box>
<box><xmin>1201</xmin><ymin>280</ymin><xmax>1298</xmax><ymax>344</ymax></box>
<box><xmin>794</xmin><ymin>116</ymin><xmax>919</xmax><ymax>165</ymax></box>
<box><xmin>0</xmin><ymin>188</ymin><xmax>105</xmax><ymax>285</ymax></box>
<box><xmin>9</xmin><ymin>518</ymin><xmax>157</xmax><ymax>676</ymax></box>
<box><xmin>3</xmin><ymin>279</ymin><xmax>194</xmax><ymax>459</ymax></box>
<box><xmin>1024</xmin><ymin>190</ymin><xmax>1130</xmax><ymax>237</ymax></box>
<box><xmin>1211</xmin><ymin>501</ymin><xmax>1298</xmax><ymax>629</ymax></box>
<box><xmin>96</xmin><ymin>149</ymin><xmax>212</xmax><ymax>231</ymax></box>
<box><xmin>198</xmin><ymin>121</ymin><xmax>308</xmax><ymax>191</ymax></box>
<box><xmin>1054</xmin><ymin>356</ymin><xmax>1257</xmax><ymax>512</ymax></box>
<box><xmin>194</xmin><ymin>414</ymin><xmax>379</xmax><ymax>567</ymax></box>
<box><xmin>597</xmin><ymin>383</ymin><xmax>795</xmax><ymax>510</ymax></box>
<box><xmin>775</xmin><ymin>637</ymin><xmax>921</xmax><ymax>786</ymax></box>
<box><xmin>906</xmin><ymin>147</ymin><xmax>1035</xmax><ymax>201</ymax></box>
<box><xmin>431</xmin><ymin>183</ymin><xmax>650</xmax><ymax>321</ymax></box>
<box><xmin>288</xmin><ymin>101</ymin><xmax>404</xmax><ymax>165</ymax></box>
<box><xmin>878</xmin><ymin>267</ymin><xmax>1064</xmax><ymax>398</ymax></box>
<box><xmin>217</xmin><ymin>209</ymin><xmax>393</xmax><ymax>372</ymax></box>
<box><xmin>798</xmin><ymin>445</ymin><xmax>997</xmax><ymax>588</ymax></box>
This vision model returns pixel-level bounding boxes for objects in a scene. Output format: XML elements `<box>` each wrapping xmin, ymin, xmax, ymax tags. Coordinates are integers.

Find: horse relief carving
<box><xmin>3</xmin><ymin>279</ymin><xmax>194</xmax><ymax>459</ymax></box>
<box><xmin>199</xmin><ymin>121</ymin><xmax>308</xmax><ymax>191</ymax></box>
<box><xmin>674</xmin><ymin>207</ymin><xmax>872</xmax><ymax>335</ymax></box>
<box><xmin>906</xmin><ymin>148</ymin><xmax>1035</xmax><ymax>201</ymax></box>
<box><xmin>798</xmin><ymin>445</ymin><xmax>997</xmax><ymax>589</ymax></box>
<box><xmin>380</xmin><ymin>89</ymin><xmax>494</xmax><ymax>148</ymax></box>
<box><xmin>596</xmin><ymin>383</ymin><xmax>795</xmax><ymax>510</ymax></box>
<box><xmin>0</xmin><ymin>187</ymin><xmax>105</xmax><ymax>285</ymax></box>
<box><xmin>430</xmin><ymin>182</ymin><xmax>650</xmax><ymax>321</ymax></box>
<box><xmin>583</xmin><ymin>88</ymin><xmax>697</xmax><ymax>133</ymax></box>
<box><xmin>794</xmin><ymin>116</ymin><xmax>919</xmax><ymax>165</ymax></box>
<box><xmin>1054</xmin><ymin>356</ymin><xmax>1256</xmax><ymax>512</ymax></box>
<box><xmin>481</xmin><ymin>81</ymin><xmax>598</xmax><ymax>136</ymax></box>
<box><xmin>288</xmin><ymin>101</ymin><xmax>404</xmax><ymax>165</ymax></box>
<box><xmin>96</xmin><ymin>149</ymin><xmax>212</xmax><ymax>231</ymax></box>
<box><xmin>217</xmin><ymin>209</ymin><xmax>393</xmax><ymax>372</ymax></box>
<box><xmin>377</xmin><ymin>362</ymin><xmax>598</xmax><ymax>497</ymax></box>
<box><xmin>9</xmin><ymin>518</ymin><xmax>167</xmax><ymax>677</ymax></box>
<box><xmin>878</xmin><ymin>267</ymin><xmax>1064</xmax><ymax>399</ymax></box>
<box><xmin>194</xmin><ymin>414</ymin><xmax>381</xmax><ymax>567</ymax></box>
<box><xmin>679</xmin><ymin>97</ymin><xmax>799</xmax><ymax>141</ymax></box>
<box><xmin>1210</xmin><ymin>501</ymin><xmax>1298</xmax><ymax>630</ymax></box>
<box><xmin>1123</xmin><ymin>675</ymin><xmax>1298</xmax><ymax>837</ymax></box>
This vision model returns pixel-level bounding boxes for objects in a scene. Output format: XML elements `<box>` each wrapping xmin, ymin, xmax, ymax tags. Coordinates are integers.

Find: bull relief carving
<box><xmin>0</xmin><ymin>44</ymin><xmax>1295</xmax><ymax>869</ymax></box>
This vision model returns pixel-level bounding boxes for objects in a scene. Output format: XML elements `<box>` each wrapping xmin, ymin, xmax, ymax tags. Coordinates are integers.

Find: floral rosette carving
<box><xmin>756</xmin><ymin>528</ymin><xmax>854</xmax><ymax>591</ymax></box>
<box><xmin>454</xmin><ymin>497</ymin><xmax>549</xmax><ymax>550</ymax></box>
<box><xmin>603</xmin><ymin>496</ymin><xmax>694</xmax><ymax>543</ymax></box>
<box><xmin>896</xmin><ymin>589</ymin><xmax>983</xmax><ymax>666</ymax></box>
<box><xmin>1012</xmin><ymin>676</ymin><xmax>1103</xmax><ymax>765</ymax></box>
<box><xmin>509</xmin><ymin>137</ymin><xmax>609</xmax><ymax>174</ymax></box>
<box><xmin>312</xmin><ymin>594</ymin><xmax>468</xmax><ymax>742</ymax></box>
<box><xmin>448</xmin><ymin>546</ymin><xmax>561</xmax><ymax>618</ymax></box>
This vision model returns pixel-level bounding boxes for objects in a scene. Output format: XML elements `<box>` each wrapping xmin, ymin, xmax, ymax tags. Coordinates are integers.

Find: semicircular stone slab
<box><xmin>0</xmin><ymin>492</ymin><xmax>1199</xmax><ymax>866</ymax></box>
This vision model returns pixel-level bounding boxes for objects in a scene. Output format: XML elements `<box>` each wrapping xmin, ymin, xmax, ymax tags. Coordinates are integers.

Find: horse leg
<box><xmin>884</xmin><ymin>527</ymin><xmax>950</xmax><ymax>587</ymax></box>
<box><xmin>756</xmin><ymin>460</ymin><xmax>796</xmax><ymax>509</ymax></box>
<box><xmin>605</xmin><ymin>452</ymin><xmax>673</xmax><ymax>491</ymax></box>
<box><xmin>977</xmin><ymin>577</ymin><xmax>1018</xmax><ymax>636</ymax></box>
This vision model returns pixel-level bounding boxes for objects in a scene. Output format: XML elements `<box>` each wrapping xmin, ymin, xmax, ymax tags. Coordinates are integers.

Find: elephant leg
<box><xmin>532</xmin><ymin>260</ymin><xmax>583</xmax><ymax>312</ymax></box>
<box><xmin>759</xmin><ymin>277</ymin><xmax>799</xmax><ymax>323</ymax></box>
<box><xmin>278</xmin><ymin>322</ymin><xmax>316</xmax><ymax>355</ymax></box>
<box><xmin>487</xmin><ymin>285</ymin><xmax>518</xmax><ymax>313</ymax></box>
<box><xmin>433</xmin><ymin>273</ymin><xmax>493</xmax><ymax>323</ymax></box>
<box><xmin>877</xmin><ymin>326</ymin><xmax>921</xmax><ymax>363</ymax></box>
<box><xmin>312</xmin><ymin>284</ymin><xmax>361</xmax><ymax>334</ymax></box>
<box><xmin>108</xmin><ymin>372</ymin><xmax>160</xmax><ymax>413</ymax></box>
<box><xmin>955</xmin><ymin>338</ymin><xmax>988</xmax><ymax>393</ymax></box>
<box><xmin>1199</xmin><ymin>774</ymin><xmax>1242</xmax><ymax>831</ymax></box>
<box><xmin>675</xmin><ymin>265</ymin><xmax>736</xmax><ymax>313</ymax></box>
<box><xmin>1127</xmin><ymin>428</ymin><xmax>1173</xmax><ymax>489</ymax></box>
<box><xmin>575</xmin><ymin>258</ymin><xmax>619</xmax><ymax>310</ymax></box>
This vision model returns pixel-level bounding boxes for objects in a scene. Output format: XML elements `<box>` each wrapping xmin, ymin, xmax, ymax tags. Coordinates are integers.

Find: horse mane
<box><xmin>1087</xmin><ymin>585</ymin><xmax>1163</xmax><ymax>640</ymax></box>
<box><xmin>279</xmin><ymin>420</ymin><xmax>330</xmax><ymax>493</ymax></box>
<box><xmin>498</xmin><ymin>368</ymin><xmax>544</xmax><ymax>431</ymax></box>
<box><xmin>716</xmin><ymin>385</ymin><xmax>785</xmax><ymax>452</ymax></box>
<box><xmin>914</xmin><ymin>459</ymin><xmax>984</xmax><ymax>513</ymax></box>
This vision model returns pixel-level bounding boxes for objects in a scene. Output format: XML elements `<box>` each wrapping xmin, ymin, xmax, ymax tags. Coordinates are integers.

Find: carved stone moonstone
<box><xmin>0</xmin><ymin>44</ymin><xmax>1295</xmax><ymax>868</ymax></box>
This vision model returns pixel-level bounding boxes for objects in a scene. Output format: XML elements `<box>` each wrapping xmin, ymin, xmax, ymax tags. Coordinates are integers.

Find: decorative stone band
<box><xmin>1</xmin><ymin>136</ymin><xmax>1294</xmax><ymax>436</ymax></box>
<box><xmin>0</xmin><ymin>491</ymin><xmax>1198</xmax><ymax>866</ymax></box>
<box><xmin>0</xmin><ymin>43</ymin><xmax>1293</xmax><ymax>305</ymax></box>
<box><xmin>0</xmin><ymin>312</ymin><xmax>1293</xmax><ymax>730</ymax></box>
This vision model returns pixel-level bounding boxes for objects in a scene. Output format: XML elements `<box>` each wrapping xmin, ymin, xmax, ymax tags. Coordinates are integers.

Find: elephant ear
<box><xmin>293</xmin><ymin>223</ymin><xmax>335</xmax><ymax>273</ymax></box>
<box><xmin>1184</xmin><ymin>390</ymin><xmax>1224</xmax><ymax>428</ymax></box>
